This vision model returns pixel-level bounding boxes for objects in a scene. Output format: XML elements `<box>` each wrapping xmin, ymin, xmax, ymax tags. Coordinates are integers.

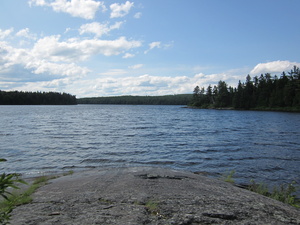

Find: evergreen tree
<box><xmin>190</xmin><ymin>66</ymin><xmax>300</xmax><ymax>111</ymax></box>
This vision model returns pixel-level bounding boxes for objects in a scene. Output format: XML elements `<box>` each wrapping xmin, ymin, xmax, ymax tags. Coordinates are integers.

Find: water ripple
<box><xmin>0</xmin><ymin>105</ymin><xmax>299</xmax><ymax>192</ymax></box>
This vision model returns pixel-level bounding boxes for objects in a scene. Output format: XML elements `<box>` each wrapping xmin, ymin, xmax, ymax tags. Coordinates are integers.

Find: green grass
<box><xmin>0</xmin><ymin>175</ymin><xmax>55</xmax><ymax>209</ymax></box>
<box><xmin>221</xmin><ymin>170</ymin><xmax>235</xmax><ymax>184</ymax></box>
<box><xmin>219</xmin><ymin>171</ymin><xmax>299</xmax><ymax>208</ymax></box>
<box><xmin>248</xmin><ymin>180</ymin><xmax>300</xmax><ymax>208</ymax></box>
<box><xmin>145</xmin><ymin>200</ymin><xmax>160</xmax><ymax>215</ymax></box>
<box><xmin>0</xmin><ymin>171</ymin><xmax>73</xmax><ymax>224</ymax></box>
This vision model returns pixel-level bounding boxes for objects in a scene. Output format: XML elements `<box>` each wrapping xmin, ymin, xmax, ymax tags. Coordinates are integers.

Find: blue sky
<box><xmin>0</xmin><ymin>0</ymin><xmax>300</xmax><ymax>97</ymax></box>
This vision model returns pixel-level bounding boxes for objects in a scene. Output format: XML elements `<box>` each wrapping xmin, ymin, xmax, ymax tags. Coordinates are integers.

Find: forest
<box><xmin>77</xmin><ymin>94</ymin><xmax>193</xmax><ymax>105</ymax></box>
<box><xmin>0</xmin><ymin>91</ymin><xmax>77</xmax><ymax>105</ymax></box>
<box><xmin>191</xmin><ymin>66</ymin><xmax>300</xmax><ymax>111</ymax></box>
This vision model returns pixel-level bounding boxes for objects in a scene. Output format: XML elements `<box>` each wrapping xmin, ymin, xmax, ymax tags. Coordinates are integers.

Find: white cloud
<box><xmin>28</xmin><ymin>0</ymin><xmax>46</xmax><ymax>7</ymax></box>
<box><xmin>31</xmin><ymin>61</ymin><xmax>90</xmax><ymax>77</ymax></box>
<box><xmin>51</xmin><ymin>0</ymin><xmax>104</xmax><ymax>19</ymax></box>
<box><xmin>29</xmin><ymin>0</ymin><xmax>105</xmax><ymax>20</ymax></box>
<box><xmin>250</xmin><ymin>60</ymin><xmax>300</xmax><ymax>75</ymax></box>
<box><xmin>0</xmin><ymin>33</ymin><xmax>142</xmax><ymax>91</ymax></box>
<box><xmin>1</xmin><ymin>41</ymin><xmax>90</xmax><ymax>78</ymax></box>
<box><xmin>149</xmin><ymin>41</ymin><xmax>161</xmax><ymax>49</ymax></box>
<box><xmin>123</xmin><ymin>53</ymin><xmax>135</xmax><ymax>58</ymax></box>
<box><xmin>110</xmin><ymin>1</ymin><xmax>134</xmax><ymax>18</ymax></box>
<box><xmin>79</xmin><ymin>21</ymin><xmax>123</xmax><ymax>37</ymax></box>
<box><xmin>16</xmin><ymin>28</ymin><xmax>37</xmax><ymax>40</ymax></box>
<box><xmin>99</xmin><ymin>69</ymin><xmax>128</xmax><ymax>76</ymax></box>
<box><xmin>0</xmin><ymin>28</ymin><xmax>14</xmax><ymax>40</ymax></box>
<box><xmin>128</xmin><ymin>64</ymin><xmax>143</xmax><ymax>69</ymax></box>
<box><xmin>144</xmin><ymin>41</ymin><xmax>161</xmax><ymax>54</ymax></box>
<box><xmin>30</xmin><ymin>35</ymin><xmax>141</xmax><ymax>63</ymax></box>
<box><xmin>66</xmin><ymin>73</ymin><xmax>211</xmax><ymax>97</ymax></box>
<box><xmin>134</xmin><ymin>12</ymin><xmax>142</xmax><ymax>19</ymax></box>
<box><xmin>9</xmin><ymin>77</ymin><xmax>76</xmax><ymax>93</ymax></box>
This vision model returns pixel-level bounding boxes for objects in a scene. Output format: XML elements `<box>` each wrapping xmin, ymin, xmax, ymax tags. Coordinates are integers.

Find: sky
<box><xmin>0</xmin><ymin>0</ymin><xmax>300</xmax><ymax>98</ymax></box>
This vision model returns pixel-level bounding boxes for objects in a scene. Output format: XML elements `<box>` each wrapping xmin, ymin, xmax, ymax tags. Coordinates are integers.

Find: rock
<box><xmin>10</xmin><ymin>167</ymin><xmax>300</xmax><ymax>224</ymax></box>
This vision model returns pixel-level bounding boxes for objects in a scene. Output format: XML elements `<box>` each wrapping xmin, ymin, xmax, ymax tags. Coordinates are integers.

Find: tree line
<box><xmin>77</xmin><ymin>94</ymin><xmax>193</xmax><ymax>105</ymax></box>
<box><xmin>0</xmin><ymin>90</ymin><xmax>77</xmax><ymax>105</ymax></box>
<box><xmin>191</xmin><ymin>66</ymin><xmax>300</xmax><ymax>111</ymax></box>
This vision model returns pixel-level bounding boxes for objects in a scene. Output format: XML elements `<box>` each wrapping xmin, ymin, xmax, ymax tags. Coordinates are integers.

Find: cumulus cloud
<box><xmin>28</xmin><ymin>0</ymin><xmax>46</xmax><ymax>7</ymax></box>
<box><xmin>9</xmin><ymin>77</ymin><xmax>77</xmax><ymax>93</ymax></box>
<box><xmin>110</xmin><ymin>1</ymin><xmax>134</xmax><ymax>18</ymax></box>
<box><xmin>79</xmin><ymin>21</ymin><xmax>123</xmax><ymax>37</ymax></box>
<box><xmin>1</xmin><ymin>34</ymin><xmax>141</xmax><ymax>77</ymax></box>
<box><xmin>66</xmin><ymin>73</ymin><xmax>225</xmax><ymax>97</ymax></box>
<box><xmin>99</xmin><ymin>69</ymin><xmax>128</xmax><ymax>76</ymax></box>
<box><xmin>144</xmin><ymin>41</ymin><xmax>161</xmax><ymax>54</ymax></box>
<box><xmin>134</xmin><ymin>12</ymin><xmax>142</xmax><ymax>19</ymax></box>
<box><xmin>1</xmin><ymin>41</ymin><xmax>90</xmax><ymax>78</ymax></box>
<box><xmin>0</xmin><ymin>32</ymin><xmax>143</xmax><ymax>93</ymax></box>
<box><xmin>30</xmin><ymin>35</ymin><xmax>141</xmax><ymax>63</ymax></box>
<box><xmin>250</xmin><ymin>60</ymin><xmax>300</xmax><ymax>75</ymax></box>
<box><xmin>0</xmin><ymin>28</ymin><xmax>14</xmax><ymax>40</ymax></box>
<box><xmin>122</xmin><ymin>53</ymin><xmax>135</xmax><ymax>58</ymax></box>
<box><xmin>16</xmin><ymin>28</ymin><xmax>37</xmax><ymax>40</ymax></box>
<box><xmin>128</xmin><ymin>64</ymin><xmax>143</xmax><ymax>69</ymax></box>
<box><xmin>28</xmin><ymin>0</ymin><xmax>105</xmax><ymax>20</ymax></box>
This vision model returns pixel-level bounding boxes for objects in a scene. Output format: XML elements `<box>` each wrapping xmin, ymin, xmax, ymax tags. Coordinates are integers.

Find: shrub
<box><xmin>0</xmin><ymin>160</ymin><xmax>27</xmax><ymax>224</ymax></box>
<box><xmin>248</xmin><ymin>180</ymin><xmax>299</xmax><ymax>208</ymax></box>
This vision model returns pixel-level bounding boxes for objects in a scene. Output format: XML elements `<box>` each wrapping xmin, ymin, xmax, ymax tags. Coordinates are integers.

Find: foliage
<box><xmin>0</xmin><ymin>158</ymin><xmax>28</xmax><ymax>224</ymax></box>
<box><xmin>0</xmin><ymin>174</ymin><xmax>27</xmax><ymax>201</ymax></box>
<box><xmin>248</xmin><ymin>180</ymin><xmax>300</xmax><ymax>208</ymax></box>
<box><xmin>219</xmin><ymin>170</ymin><xmax>299</xmax><ymax>208</ymax></box>
<box><xmin>145</xmin><ymin>200</ymin><xmax>160</xmax><ymax>215</ymax></box>
<box><xmin>248</xmin><ymin>179</ymin><xmax>269</xmax><ymax>196</ymax></box>
<box><xmin>0</xmin><ymin>90</ymin><xmax>77</xmax><ymax>105</ymax></box>
<box><xmin>3</xmin><ymin>176</ymin><xmax>55</xmax><ymax>206</ymax></box>
<box><xmin>0</xmin><ymin>174</ymin><xmax>57</xmax><ymax>224</ymax></box>
<box><xmin>221</xmin><ymin>170</ymin><xmax>235</xmax><ymax>184</ymax></box>
<box><xmin>77</xmin><ymin>94</ymin><xmax>193</xmax><ymax>105</ymax></box>
<box><xmin>191</xmin><ymin>66</ymin><xmax>300</xmax><ymax>111</ymax></box>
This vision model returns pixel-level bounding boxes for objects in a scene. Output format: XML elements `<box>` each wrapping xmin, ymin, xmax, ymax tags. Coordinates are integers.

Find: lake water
<box><xmin>1</xmin><ymin>105</ymin><xmax>299</xmax><ymax>188</ymax></box>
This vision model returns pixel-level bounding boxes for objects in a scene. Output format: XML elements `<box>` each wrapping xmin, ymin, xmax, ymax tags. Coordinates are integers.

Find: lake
<box><xmin>1</xmin><ymin>105</ymin><xmax>299</xmax><ymax>188</ymax></box>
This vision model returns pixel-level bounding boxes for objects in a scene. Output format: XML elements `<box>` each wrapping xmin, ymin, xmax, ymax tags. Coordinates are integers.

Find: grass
<box><xmin>221</xmin><ymin>170</ymin><xmax>235</xmax><ymax>184</ymax></box>
<box><xmin>220</xmin><ymin>171</ymin><xmax>299</xmax><ymax>208</ymax></box>
<box><xmin>0</xmin><ymin>175</ymin><xmax>55</xmax><ymax>209</ymax></box>
<box><xmin>0</xmin><ymin>170</ymin><xmax>74</xmax><ymax>224</ymax></box>
<box><xmin>145</xmin><ymin>200</ymin><xmax>160</xmax><ymax>216</ymax></box>
<box><xmin>248</xmin><ymin>180</ymin><xmax>300</xmax><ymax>208</ymax></box>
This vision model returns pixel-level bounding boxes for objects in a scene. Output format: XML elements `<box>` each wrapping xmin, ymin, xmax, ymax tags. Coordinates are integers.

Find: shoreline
<box><xmin>186</xmin><ymin>105</ymin><xmax>300</xmax><ymax>113</ymax></box>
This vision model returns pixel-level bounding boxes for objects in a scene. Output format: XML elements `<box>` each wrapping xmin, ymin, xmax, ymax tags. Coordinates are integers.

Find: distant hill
<box><xmin>77</xmin><ymin>94</ymin><xmax>193</xmax><ymax>105</ymax></box>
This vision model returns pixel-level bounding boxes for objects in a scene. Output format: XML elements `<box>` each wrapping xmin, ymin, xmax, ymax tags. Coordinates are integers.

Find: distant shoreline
<box><xmin>186</xmin><ymin>105</ymin><xmax>300</xmax><ymax>113</ymax></box>
<box><xmin>76</xmin><ymin>94</ymin><xmax>193</xmax><ymax>105</ymax></box>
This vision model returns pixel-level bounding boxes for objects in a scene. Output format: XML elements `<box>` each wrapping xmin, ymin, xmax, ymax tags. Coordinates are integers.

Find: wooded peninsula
<box><xmin>190</xmin><ymin>66</ymin><xmax>300</xmax><ymax>112</ymax></box>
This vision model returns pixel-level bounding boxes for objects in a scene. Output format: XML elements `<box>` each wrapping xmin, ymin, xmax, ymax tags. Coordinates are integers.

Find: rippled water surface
<box><xmin>1</xmin><ymin>105</ymin><xmax>299</xmax><ymax>187</ymax></box>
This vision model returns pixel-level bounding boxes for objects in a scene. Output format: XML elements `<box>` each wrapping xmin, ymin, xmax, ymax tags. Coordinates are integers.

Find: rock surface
<box><xmin>10</xmin><ymin>167</ymin><xmax>300</xmax><ymax>225</ymax></box>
